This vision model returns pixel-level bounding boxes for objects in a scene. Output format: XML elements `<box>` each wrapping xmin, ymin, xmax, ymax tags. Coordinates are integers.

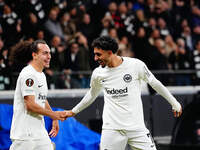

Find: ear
<box><xmin>108</xmin><ymin>50</ymin><xmax>112</xmax><ymax>55</ymax></box>
<box><xmin>32</xmin><ymin>52</ymin><xmax>36</xmax><ymax>59</ymax></box>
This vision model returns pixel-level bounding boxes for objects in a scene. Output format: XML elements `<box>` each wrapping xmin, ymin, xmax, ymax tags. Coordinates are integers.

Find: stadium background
<box><xmin>1</xmin><ymin>0</ymin><xmax>200</xmax><ymax>149</ymax></box>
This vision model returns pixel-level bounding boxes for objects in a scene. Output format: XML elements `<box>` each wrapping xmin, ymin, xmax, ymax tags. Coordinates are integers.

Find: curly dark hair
<box><xmin>9</xmin><ymin>40</ymin><xmax>47</xmax><ymax>65</ymax></box>
<box><xmin>91</xmin><ymin>36</ymin><xmax>118</xmax><ymax>53</ymax></box>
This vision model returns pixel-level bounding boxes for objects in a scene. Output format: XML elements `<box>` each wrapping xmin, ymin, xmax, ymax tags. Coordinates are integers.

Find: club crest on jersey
<box><xmin>123</xmin><ymin>74</ymin><xmax>132</xmax><ymax>83</ymax></box>
<box><xmin>26</xmin><ymin>78</ymin><xmax>34</xmax><ymax>87</ymax></box>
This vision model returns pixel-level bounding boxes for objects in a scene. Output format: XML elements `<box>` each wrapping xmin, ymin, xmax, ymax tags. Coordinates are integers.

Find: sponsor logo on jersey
<box><xmin>123</xmin><ymin>74</ymin><xmax>132</xmax><ymax>83</ymax></box>
<box><xmin>106</xmin><ymin>87</ymin><xmax>128</xmax><ymax>94</ymax></box>
<box><xmin>105</xmin><ymin>87</ymin><xmax>128</xmax><ymax>98</ymax></box>
<box><xmin>38</xmin><ymin>93</ymin><xmax>47</xmax><ymax>100</ymax></box>
<box><xmin>26</xmin><ymin>78</ymin><xmax>34</xmax><ymax>87</ymax></box>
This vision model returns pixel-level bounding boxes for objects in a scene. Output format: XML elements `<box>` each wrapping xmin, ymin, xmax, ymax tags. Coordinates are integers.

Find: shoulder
<box><xmin>19</xmin><ymin>65</ymin><xmax>37</xmax><ymax>80</ymax></box>
<box><xmin>20</xmin><ymin>65</ymin><xmax>33</xmax><ymax>76</ymax></box>
<box><xmin>92</xmin><ymin>66</ymin><xmax>102</xmax><ymax>78</ymax></box>
<box><xmin>123</xmin><ymin>57</ymin><xmax>145</xmax><ymax>66</ymax></box>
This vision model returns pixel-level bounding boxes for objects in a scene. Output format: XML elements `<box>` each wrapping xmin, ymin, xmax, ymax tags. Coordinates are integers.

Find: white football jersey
<box><xmin>94</xmin><ymin>57</ymin><xmax>154</xmax><ymax>130</ymax></box>
<box><xmin>72</xmin><ymin>57</ymin><xmax>181</xmax><ymax>130</ymax></box>
<box><xmin>10</xmin><ymin>65</ymin><xmax>49</xmax><ymax>140</ymax></box>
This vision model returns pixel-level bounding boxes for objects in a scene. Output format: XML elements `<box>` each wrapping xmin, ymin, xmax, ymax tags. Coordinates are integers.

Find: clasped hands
<box><xmin>53</xmin><ymin>110</ymin><xmax>75</xmax><ymax>121</ymax></box>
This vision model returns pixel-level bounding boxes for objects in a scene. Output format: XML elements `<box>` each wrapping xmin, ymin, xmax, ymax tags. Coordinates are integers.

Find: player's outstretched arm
<box><xmin>24</xmin><ymin>95</ymin><xmax>66</xmax><ymax>121</ymax></box>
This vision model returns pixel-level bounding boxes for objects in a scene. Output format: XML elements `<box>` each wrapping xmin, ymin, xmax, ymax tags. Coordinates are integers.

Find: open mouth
<box><xmin>98</xmin><ymin>60</ymin><xmax>104</xmax><ymax>65</ymax></box>
<box><xmin>44</xmin><ymin>60</ymin><xmax>50</xmax><ymax>65</ymax></box>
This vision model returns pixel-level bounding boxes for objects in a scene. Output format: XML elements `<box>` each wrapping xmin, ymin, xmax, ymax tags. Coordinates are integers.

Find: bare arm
<box><xmin>24</xmin><ymin>95</ymin><xmax>65</xmax><ymax>121</ymax></box>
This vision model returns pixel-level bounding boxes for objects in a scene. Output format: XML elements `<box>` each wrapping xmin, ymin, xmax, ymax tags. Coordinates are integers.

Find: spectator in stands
<box><xmin>171</xmin><ymin>0</ymin><xmax>190</xmax><ymax>35</ymax></box>
<box><xmin>153</xmin><ymin>38</ymin><xmax>169</xmax><ymax>70</ymax></box>
<box><xmin>108</xmin><ymin>27</ymin><xmax>119</xmax><ymax>43</ymax></box>
<box><xmin>44</xmin><ymin>8</ymin><xmax>66</xmax><ymax>42</ymax></box>
<box><xmin>181</xmin><ymin>25</ymin><xmax>194</xmax><ymax>51</ymax></box>
<box><xmin>105</xmin><ymin>1</ymin><xmax>124</xmax><ymax>30</ymax></box>
<box><xmin>145</xmin><ymin>0</ymin><xmax>156</xmax><ymax>18</ymax></box>
<box><xmin>132</xmin><ymin>27</ymin><xmax>152</xmax><ymax>66</ymax></box>
<box><xmin>1</xmin><ymin>4</ymin><xmax>22</xmax><ymax>47</ymax></box>
<box><xmin>135</xmin><ymin>9</ymin><xmax>148</xmax><ymax>30</ymax></box>
<box><xmin>100</xmin><ymin>15</ymin><xmax>114</xmax><ymax>37</ymax></box>
<box><xmin>60</xmin><ymin>12</ymin><xmax>77</xmax><ymax>43</ymax></box>
<box><xmin>164</xmin><ymin>34</ymin><xmax>177</xmax><ymax>57</ymax></box>
<box><xmin>116</xmin><ymin>2</ymin><xmax>129</xmax><ymax>37</ymax></box>
<box><xmin>64</xmin><ymin>42</ymin><xmax>82</xmax><ymax>88</ymax></box>
<box><xmin>146</xmin><ymin>17</ymin><xmax>157</xmax><ymax>36</ymax></box>
<box><xmin>68</xmin><ymin>4</ymin><xmax>79</xmax><ymax>26</ymax></box>
<box><xmin>22</xmin><ymin>12</ymin><xmax>41</xmax><ymax>39</ymax></box>
<box><xmin>157</xmin><ymin>17</ymin><xmax>171</xmax><ymax>39</ymax></box>
<box><xmin>151</xmin><ymin>38</ymin><xmax>169</xmax><ymax>84</ymax></box>
<box><xmin>148</xmin><ymin>28</ymin><xmax>161</xmax><ymax>46</ymax></box>
<box><xmin>168</xmin><ymin>38</ymin><xmax>193</xmax><ymax>85</ymax></box>
<box><xmin>117</xmin><ymin>36</ymin><xmax>134</xmax><ymax>58</ymax></box>
<box><xmin>46</xmin><ymin>35</ymin><xmax>67</xmax><ymax>89</ymax></box>
<box><xmin>21</xmin><ymin>0</ymin><xmax>47</xmax><ymax>24</ymax></box>
<box><xmin>78</xmin><ymin>13</ymin><xmax>96</xmax><ymax>45</ymax></box>
<box><xmin>36</xmin><ymin>30</ymin><xmax>46</xmax><ymax>41</ymax></box>
<box><xmin>76</xmin><ymin>33</ymin><xmax>91</xmax><ymax>88</ymax></box>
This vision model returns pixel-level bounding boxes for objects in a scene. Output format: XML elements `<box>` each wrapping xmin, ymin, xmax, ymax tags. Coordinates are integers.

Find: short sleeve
<box><xmin>21</xmin><ymin>74</ymin><xmax>37</xmax><ymax>97</ymax></box>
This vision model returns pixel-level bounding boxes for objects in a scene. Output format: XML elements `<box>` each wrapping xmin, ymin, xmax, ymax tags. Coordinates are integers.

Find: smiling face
<box><xmin>94</xmin><ymin>47</ymin><xmax>112</xmax><ymax>67</ymax></box>
<box><xmin>32</xmin><ymin>43</ymin><xmax>51</xmax><ymax>70</ymax></box>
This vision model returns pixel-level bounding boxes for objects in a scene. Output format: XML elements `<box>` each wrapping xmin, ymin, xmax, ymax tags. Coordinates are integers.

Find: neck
<box><xmin>30</xmin><ymin>61</ymin><xmax>43</xmax><ymax>72</ymax></box>
<box><xmin>108</xmin><ymin>55</ymin><xmax>123</xmax><ymax>68</ymax></box>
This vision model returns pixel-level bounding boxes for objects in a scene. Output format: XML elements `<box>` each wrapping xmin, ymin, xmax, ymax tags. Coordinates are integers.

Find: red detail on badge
<box><xmin>26</xmin><ymin>78</ymin><xmax>34</xmax><ymax>87</ymax></box>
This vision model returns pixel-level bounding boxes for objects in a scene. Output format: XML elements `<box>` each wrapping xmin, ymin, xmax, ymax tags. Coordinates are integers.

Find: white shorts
<box><xmin>100</xmin><ymin>129</ymin><xmax>157</xmax><ymax>150</ymax></box>
<box><xmin>9</xmin><ymin>138</ymin><xmax>54</xmax><ymax>150</ymax></box>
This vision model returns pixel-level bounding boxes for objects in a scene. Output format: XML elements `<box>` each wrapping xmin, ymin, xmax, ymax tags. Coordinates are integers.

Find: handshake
<box><xmin>51</xmin><ymin>110</ymin><xmax>75</xmax><ymax>121</ymax></box>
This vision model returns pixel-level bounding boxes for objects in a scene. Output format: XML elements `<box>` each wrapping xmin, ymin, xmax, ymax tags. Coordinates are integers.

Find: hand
<box><xmin>64</xmin><ymin>110</ymin><xmax>75</xmax><ymax>119</ymax></box>
<box><xmin>173</xmin><ymin>107</ymin><xmax>182</xmax><ymax>117</ymax></box>
<box><xmin>49</xmin><ymin>120</ymin><xmax>59</xmax><ymax>137</ymax></box>
<box><xmin>51</xmin><ymin>111</ymin><xmax>67</xmax><ymax>121</ymax></box>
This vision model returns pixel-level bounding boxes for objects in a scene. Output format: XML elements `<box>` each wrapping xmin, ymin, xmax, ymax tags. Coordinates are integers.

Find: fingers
<box><xmin>64</xmin><ymin>110</ymin><xmax>75</xmax><ymax>117</ymax></box>
<box><xmin>53</xmin><ymin>110</ymin><xmax>75</xmax><ymax>121</ymax></box>
<box><xmin>172</xmin><ymin>109</ymin><xmax>182</xmax><ymax>117</ymax></box>
<box><xmin>49</xmin><ymin>120</ymin><xmax>59</xmax><ymax>137</ymax></box>
<box><xmin>54</xmin><ymin>111</ymin><xmax>67</xmax><ymax>121</ymax></box>
<box><xmin>49</xmin><ymin>128</ymin><xmax>58</xmax><ymax>137</ymax></box>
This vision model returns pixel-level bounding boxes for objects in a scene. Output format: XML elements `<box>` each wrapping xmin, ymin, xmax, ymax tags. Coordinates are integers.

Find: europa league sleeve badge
<box><xmin>25</xmin><ymin>78</ymin><xmax>34</xmax><ymax>87</ymax></box>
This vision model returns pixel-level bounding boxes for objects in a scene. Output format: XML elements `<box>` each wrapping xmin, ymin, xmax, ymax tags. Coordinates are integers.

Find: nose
<box><xmin>48</xmin><ymin>53</ymin><xmax>51</xmax><ymax>59</ymax></box>
<box><xmin>94</xmin><ymin>55</ymin><xmax>98</xmax><ymax>61</ymax></box>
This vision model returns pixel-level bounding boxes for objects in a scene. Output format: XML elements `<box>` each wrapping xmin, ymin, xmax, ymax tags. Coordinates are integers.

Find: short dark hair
<box><xmin>9</xmin><ymin>40</ymin><xmax>47</xmax><ymax>65</ymax></box>
<box><xmin>92</xmin><ymin>36</ymin><xmax>118</xmax><ymax>53</ymax></box>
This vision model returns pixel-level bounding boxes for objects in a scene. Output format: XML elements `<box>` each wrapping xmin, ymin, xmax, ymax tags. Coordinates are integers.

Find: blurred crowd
<box><xmin>1</xmin><ymin>0</ymin><xmax>200</xmax><ymax>90</ymax></box>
